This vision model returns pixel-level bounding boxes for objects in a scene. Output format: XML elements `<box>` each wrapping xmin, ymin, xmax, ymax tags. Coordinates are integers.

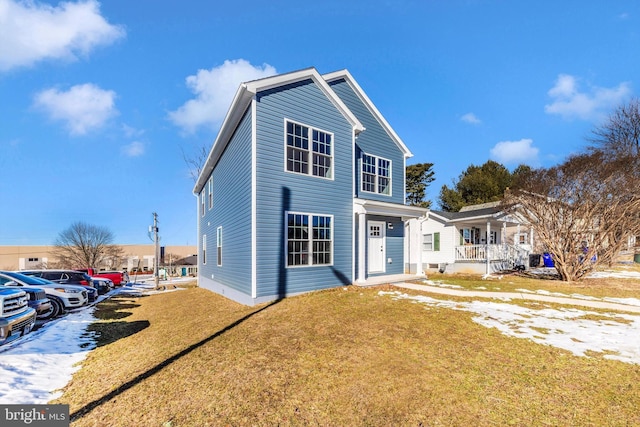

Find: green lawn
<box><xmin>56</xmin><ymin>278</ymin><xmax>640</xmax><ymax>426</ymax></box>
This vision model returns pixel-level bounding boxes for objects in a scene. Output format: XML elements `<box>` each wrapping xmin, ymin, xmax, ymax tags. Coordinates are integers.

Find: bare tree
<box><xmin>504</xmin><ymin>152</ymin><xmax>640</xmax><ymax>281</ymax></box>
<box><xmin>589</xmin><ymin>97</ymin><xmax>640</xmax><ymax>157</ymax></box>
<box><xmin>54</xmin><ymin>222</ymin><xmax>120</xmax><ymax>269</ymax></box>
<box><xmin>101</xmin><ymin>245</ymin><xmax>126</xmax><ymax>270</ymax></box>
<box><xmin>181</xmin><ymin>144</ymin><xmax>209</xmax><ymax>183</ymax></box>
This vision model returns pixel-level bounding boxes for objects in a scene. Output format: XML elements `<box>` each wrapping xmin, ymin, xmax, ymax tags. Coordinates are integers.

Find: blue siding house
<box><xmin>194</xmin><ymin>68</ymin><xmax>427</xmax><ymax>305</ymax></box>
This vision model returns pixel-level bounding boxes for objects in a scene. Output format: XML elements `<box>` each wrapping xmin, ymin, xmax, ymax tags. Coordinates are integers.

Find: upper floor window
<box><xmin>285</xmin><ymin>120</ymin><xmax>333</xmax><ymax>179</ymax></box>
<box><xmin>361</xmin><ymin>153</ymin><xmax>391</xmax><ymax>195</ymax></box>
<box><xmin>208</xmin><ymin>176</ymin><xmax>213</xmax><ymax>210</ymax></box>
<box><xmin>201</xmin><ymin>191</ymin><xmax>205</xmax><ymax>217</ymax></box>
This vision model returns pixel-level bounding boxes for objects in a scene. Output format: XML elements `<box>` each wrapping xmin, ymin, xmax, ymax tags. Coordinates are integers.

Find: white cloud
<box><xmin>122</xmin><ymin>141</ymin><xmax>144</xmax><ymax>157</ymax></box>
<box><xmin>0</xmin><ymin>0</ymin><xmax>124</xmax><ymax>71</ymax></box>
<box><xmin>122</xmin><ymin>124</ymin><xmax>144</xmax><ymax>138</ymax></box>
<box><xmin>168</xmin><ymin>59</ymin><xmax>277</xmax><ymax>134</ymax></box>
<box><xmin>33</xmin><ymin>83</ymin><xmax>118</xmax><ymax>135</ymax></box>
<box><xmin>490</xmin><ymin>138</ymin><xmax>539</xmax><ymax>165</ymax></box>
<box><xmin>461</xmin><ymin>112</ymin><xmax>481</xmax><ymax>124</ymax></box>
<box><xmin>544</xmin><ymin>74</ymin><xmax>631</xmax><ymax>121</ymax></box>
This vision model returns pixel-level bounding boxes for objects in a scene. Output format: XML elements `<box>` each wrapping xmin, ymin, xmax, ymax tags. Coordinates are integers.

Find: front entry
<box><xmin>368</xmin><ymin>221</ymin><xmax>386</xmax><ymax>274</ymax></box>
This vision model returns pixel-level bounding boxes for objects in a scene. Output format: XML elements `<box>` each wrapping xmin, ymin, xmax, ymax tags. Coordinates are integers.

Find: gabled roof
<box><xmin>429</xmin><ymin>201</ymin><xmax>522</xmax><ymax>224</ymax></box>
<box><xmin>193</xmin><ymin>67</ymin><xmax>365</xmax><ymax>194</ymax></box>
<box><xmin>323</xmin><ymin>69</ymin><xmax>413</xmax><ymax>159</ymax></box>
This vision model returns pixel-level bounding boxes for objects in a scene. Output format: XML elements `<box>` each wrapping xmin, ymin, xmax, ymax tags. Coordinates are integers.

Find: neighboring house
<box><xmin>421</xmin><ymin>201</ymin><xmax>536</xmax><ymax>274</ymax></box>
<box><xmin>173</xmin><ymin>255</ymin><xmax>198</xmax><ymax>277</ymax></box>
<box><xmin>194</xmin><ymin>67</ymin><xmax>427</xmax><ymax>305</ymax></box>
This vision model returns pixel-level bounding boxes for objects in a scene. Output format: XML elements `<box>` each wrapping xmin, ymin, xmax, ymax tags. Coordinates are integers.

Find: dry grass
<box><xmin>54</xmin><ymin>282</ymin><xmax>640</xmax><ymax>427</ymax></box>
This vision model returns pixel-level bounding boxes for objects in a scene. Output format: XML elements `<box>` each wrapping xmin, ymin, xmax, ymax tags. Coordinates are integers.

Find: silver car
<box><xmin>0</xmin><ymin>271</ymin><xmax>88</xmax><ymax>319</ymax></box>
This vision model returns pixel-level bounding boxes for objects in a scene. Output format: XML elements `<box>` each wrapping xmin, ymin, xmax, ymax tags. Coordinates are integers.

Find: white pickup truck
<box><xmin>0</xmin><ymin>287</ymin><xmax>36</xmax><ymax>343</ymax></box>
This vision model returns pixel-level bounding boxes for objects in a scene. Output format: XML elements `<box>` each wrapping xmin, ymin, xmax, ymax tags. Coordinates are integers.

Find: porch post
<box><xmin>486</xmin><ymin>220</ymin><xmax>491</xmax><ymax>275</ymax></box>
<box><xmin>530</xmin><ymin>226</ymin><xmax>534</xmax><ymax>247</ymax></box>
<box><xmin>357</xmin><ymin>211</ymin><xmax>366</xmax><ymax>283</ymax></box>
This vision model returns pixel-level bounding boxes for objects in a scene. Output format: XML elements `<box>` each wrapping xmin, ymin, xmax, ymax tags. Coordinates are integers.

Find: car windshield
<box><xmin>2</xmin><ymin>271</ymin><xmax>57</xmax><ymax>286</ymax></box>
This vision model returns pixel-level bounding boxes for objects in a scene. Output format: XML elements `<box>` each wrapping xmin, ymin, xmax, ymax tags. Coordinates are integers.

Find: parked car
<box><xmin>0</xmin><ymin>271</ymin><xmax>89</xmax><ymax>318</ymax></box>
<box><xmin>20</xmin><ymin>270</ymin><xmax>98</xmax><ymax>302</ymax></box>
<box><xmin>0</xmin><ymin>286</ymin><xmax>51</xmax><ymax>319</ymax></box>
<box><xmin>0</xmin><ymin>287</ymin><xmax>36</xmax><ymax>343</ymax></box>
<box><xmin>90</xmin><ymin>277</ymin><xmax>114</xmax><ymax>294</ymax></box>
<box><xmin>76</xmin><ymin>268</ymin><xmax>130</xmax><ymax>286</ymax></box>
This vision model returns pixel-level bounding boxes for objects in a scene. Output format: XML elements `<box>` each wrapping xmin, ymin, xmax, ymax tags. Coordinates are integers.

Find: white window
<box><xmin>202</xmin><ymin>234</ymin><xmax>207</xmax><ymax>265</ymax></box>
<box><xmin>460</xmin><ymin>228</ymin><xmax>480</xmax><ymax>245</ymax></box>
<box><xmin>208</xmin><ymin>176</ymin><xmax>213</xmax><ymax>210</ymax></box>
<box><xmin>216</xmin><ymin>227</ymin><xmax>222</xmax><ymax>266</ymax></box>
<box><xmin>201</xmin><ymin>191</ymin><xmax>205</xmax><ymax>217</ymax></box>
<box><xmin>286</xmin><ymin>212</ymin><xmax>333</xmax><ymax>267</ymax></box>
<box><xmin>361</xmin><ymin>153</ymin><xmax>391</xmax><ymax>195</ymax></box>
<box><xmin>423</xmin><ymin>234</ymin><xmax>433</xmax><ymax>251</ymax></box>
<box><xmin>285</xmin><ymin>120</ymin><xmax>333</xmax><ymax>179</ymax></box>
<box><xmin>517</xmin><ymin>233</ymin><xmax>528</xmax><ymax>245</ymax></box>
<box><xmin>423</xmin><ymin>232</ymin><xmax>440</xmax><ymax>251</ymax></box>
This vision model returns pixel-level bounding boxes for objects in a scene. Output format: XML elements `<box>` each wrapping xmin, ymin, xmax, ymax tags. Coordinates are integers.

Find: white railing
<box><xmin>455</xmin><ymin>244</ymin><xmax>530</xmax><ymax>265</ymax></box>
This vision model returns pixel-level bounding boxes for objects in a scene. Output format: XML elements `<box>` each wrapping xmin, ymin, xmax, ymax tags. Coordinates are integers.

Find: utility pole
<box><xmin>149</xmin><ymin>212</ymin><xmax>160</xmax><ymax>289</ymax></box>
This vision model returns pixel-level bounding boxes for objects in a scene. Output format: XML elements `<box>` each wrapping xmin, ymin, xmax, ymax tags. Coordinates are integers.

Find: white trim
<box><xmin>323</xmin><ymin>69</ymin><xmax>412</xmax><ymax>158</ymax></box>
<box><xmin>202</xmin><ymin>234</ymin><xmax>207</xmax><ymax>265</ymax></box>
<box><xmin>356</xmin><ymin>211</ymin><xmax>367</xmax><ymax>282</ymax></box>
<box><xmin>351</xmin><ymin>131</ymin><xmax>356</xmax><ymax>282</ymax></box>
<box><xmin>360</xmin><ymin>152</ymin><xmax>392</xmax><ymax>196</ymax></box>
<box><xmin>208</xmin><ymin>176</ymin><xmax>213</xmax><ymax>210</ymax></box>
<box><xmin>367</xmin><ymin>220</ymin><xmax>386</xmax><ymax>274</ymax></box>
<box><xmin>283</xmin><ymin>118</ymin><xmax>335</xmax><ymax>180</ymax></box>
<box><xmin>245</xmin><ymin>68</ymin><xmax>364</xmax><ymax>133</ymax></box>
<box><xmin>284</xmin><ymin>211</ymin><xmax>334</xmax><ymax>268</ymax></box>
<box><xmin>354</xmin><ymin>198</ymin><xmax>427</xmax><ymax>219</ymax></box>
<box><xmin>251</xmin><ymin>98</ymin><xmax>257</xmax><ymax>299</ymax></box>
<box><xmin>194</xmin><ymin>67</ymin><xmax>365</xmax><ymax>194</ymax></box>
<box><xmin>216</xmin><ymin>226</ymin><xmax>223</xmax><ymax>267</ymax></box>
<box><xmin>195</xmin><ymin>195</ymin><xmax>201</xmax><ymax>287</ymax></box>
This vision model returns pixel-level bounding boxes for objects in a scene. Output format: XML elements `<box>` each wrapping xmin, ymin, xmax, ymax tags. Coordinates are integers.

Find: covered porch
<box><xmin>353</xmin><ymin>199</ymin><xmax>428</xmax><ymax>284</ymax></box>
<box><xmin>430</xmin><ymin>202</ymin><xmax>535</xmax><ymax>275</ymax></box>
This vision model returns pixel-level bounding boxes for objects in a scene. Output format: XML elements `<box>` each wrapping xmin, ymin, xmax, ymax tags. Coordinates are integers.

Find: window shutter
<box><xmin>434</xmin><ymin>232</ymin><xmax>440</xmax><ymax>251</ymax></box>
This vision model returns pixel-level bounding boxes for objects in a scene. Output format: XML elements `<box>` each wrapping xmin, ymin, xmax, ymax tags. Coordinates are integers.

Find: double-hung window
<box><xmin>286</xmin><ymin>212</ymin><xmax>333</xmax><ymax>267</ymax></box>
<box><xmin>423</xmin><ymin>232</ymin><xmax>440</xmax><ymax>251</ymax></box>
<box><xmin>202</xmin><ymin>234</ymin><xmax>207</xmax><ymax>265</ymax></box>
<box><xmin>285</xmin><ymin>120</ymin><xmax>333</xmax><ymax>179</ymax></box>
<box><xmin>216</xmin><ymin>227</ymin><xmax>222</xmax><ymax>266</ymax></box>
<box><xmin>208</xmin><ymin>177</ymin><xmax>213</xmax><ymax>210</ymax></box>
<box><xmin>361</xmin><ymin>153</ymin><xmax>391</xmax><ymax>195</ymax></box>
<box><xmin>201</xmin><ymin>191</ymin><xmax>205</xmax><ymax>217</ymax></box>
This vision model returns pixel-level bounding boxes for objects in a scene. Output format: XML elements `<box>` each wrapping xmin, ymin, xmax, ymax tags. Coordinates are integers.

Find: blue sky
<box><xmin>1</xmin><ymin>0</ymin><xmax>638</xmax><ymax>246</ymax></box>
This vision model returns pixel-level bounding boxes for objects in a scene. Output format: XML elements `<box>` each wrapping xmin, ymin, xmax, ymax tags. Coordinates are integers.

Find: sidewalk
<box><xmin>393</xmin><ymin>282</ymin><xmax>640</xmax><ymax>314</ymax></box>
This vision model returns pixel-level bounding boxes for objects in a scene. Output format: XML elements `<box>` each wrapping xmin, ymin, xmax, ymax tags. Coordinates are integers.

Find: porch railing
<box><xmin>455</xmin><ymin>244</ymin><xmax>530</xmax><ymax>266</ymax></box>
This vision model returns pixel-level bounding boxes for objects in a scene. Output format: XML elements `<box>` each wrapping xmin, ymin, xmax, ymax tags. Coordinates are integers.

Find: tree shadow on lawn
<box><xmin>93</xmin><ymin>295</ymin><xmax>143</xmax><ymax>321</ymax></box>
<box><xmin>70</xmin><ymin>298</ymin><xmax>282</xmax><ymax>422</ymax></box>
<box><xmin>84</xmin><ymin>320</ymin><xmax>150</xmax><ymax>348</ymax></box>
<box><xmin>80</xmin><ymin>295</ymin><xmax>149</xmax><ymax>348</ymax></box>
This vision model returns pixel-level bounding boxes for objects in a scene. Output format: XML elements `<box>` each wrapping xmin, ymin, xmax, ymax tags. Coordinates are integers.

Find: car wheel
<box><xmin>47</xmin><ymin>298</ymin><xmax>64</xmax><ymax>318</ymax></box>
<box><xmin>37</xmin><ymin>303</ymin><xmax>55</xmax><ymax>320</ymax></box>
